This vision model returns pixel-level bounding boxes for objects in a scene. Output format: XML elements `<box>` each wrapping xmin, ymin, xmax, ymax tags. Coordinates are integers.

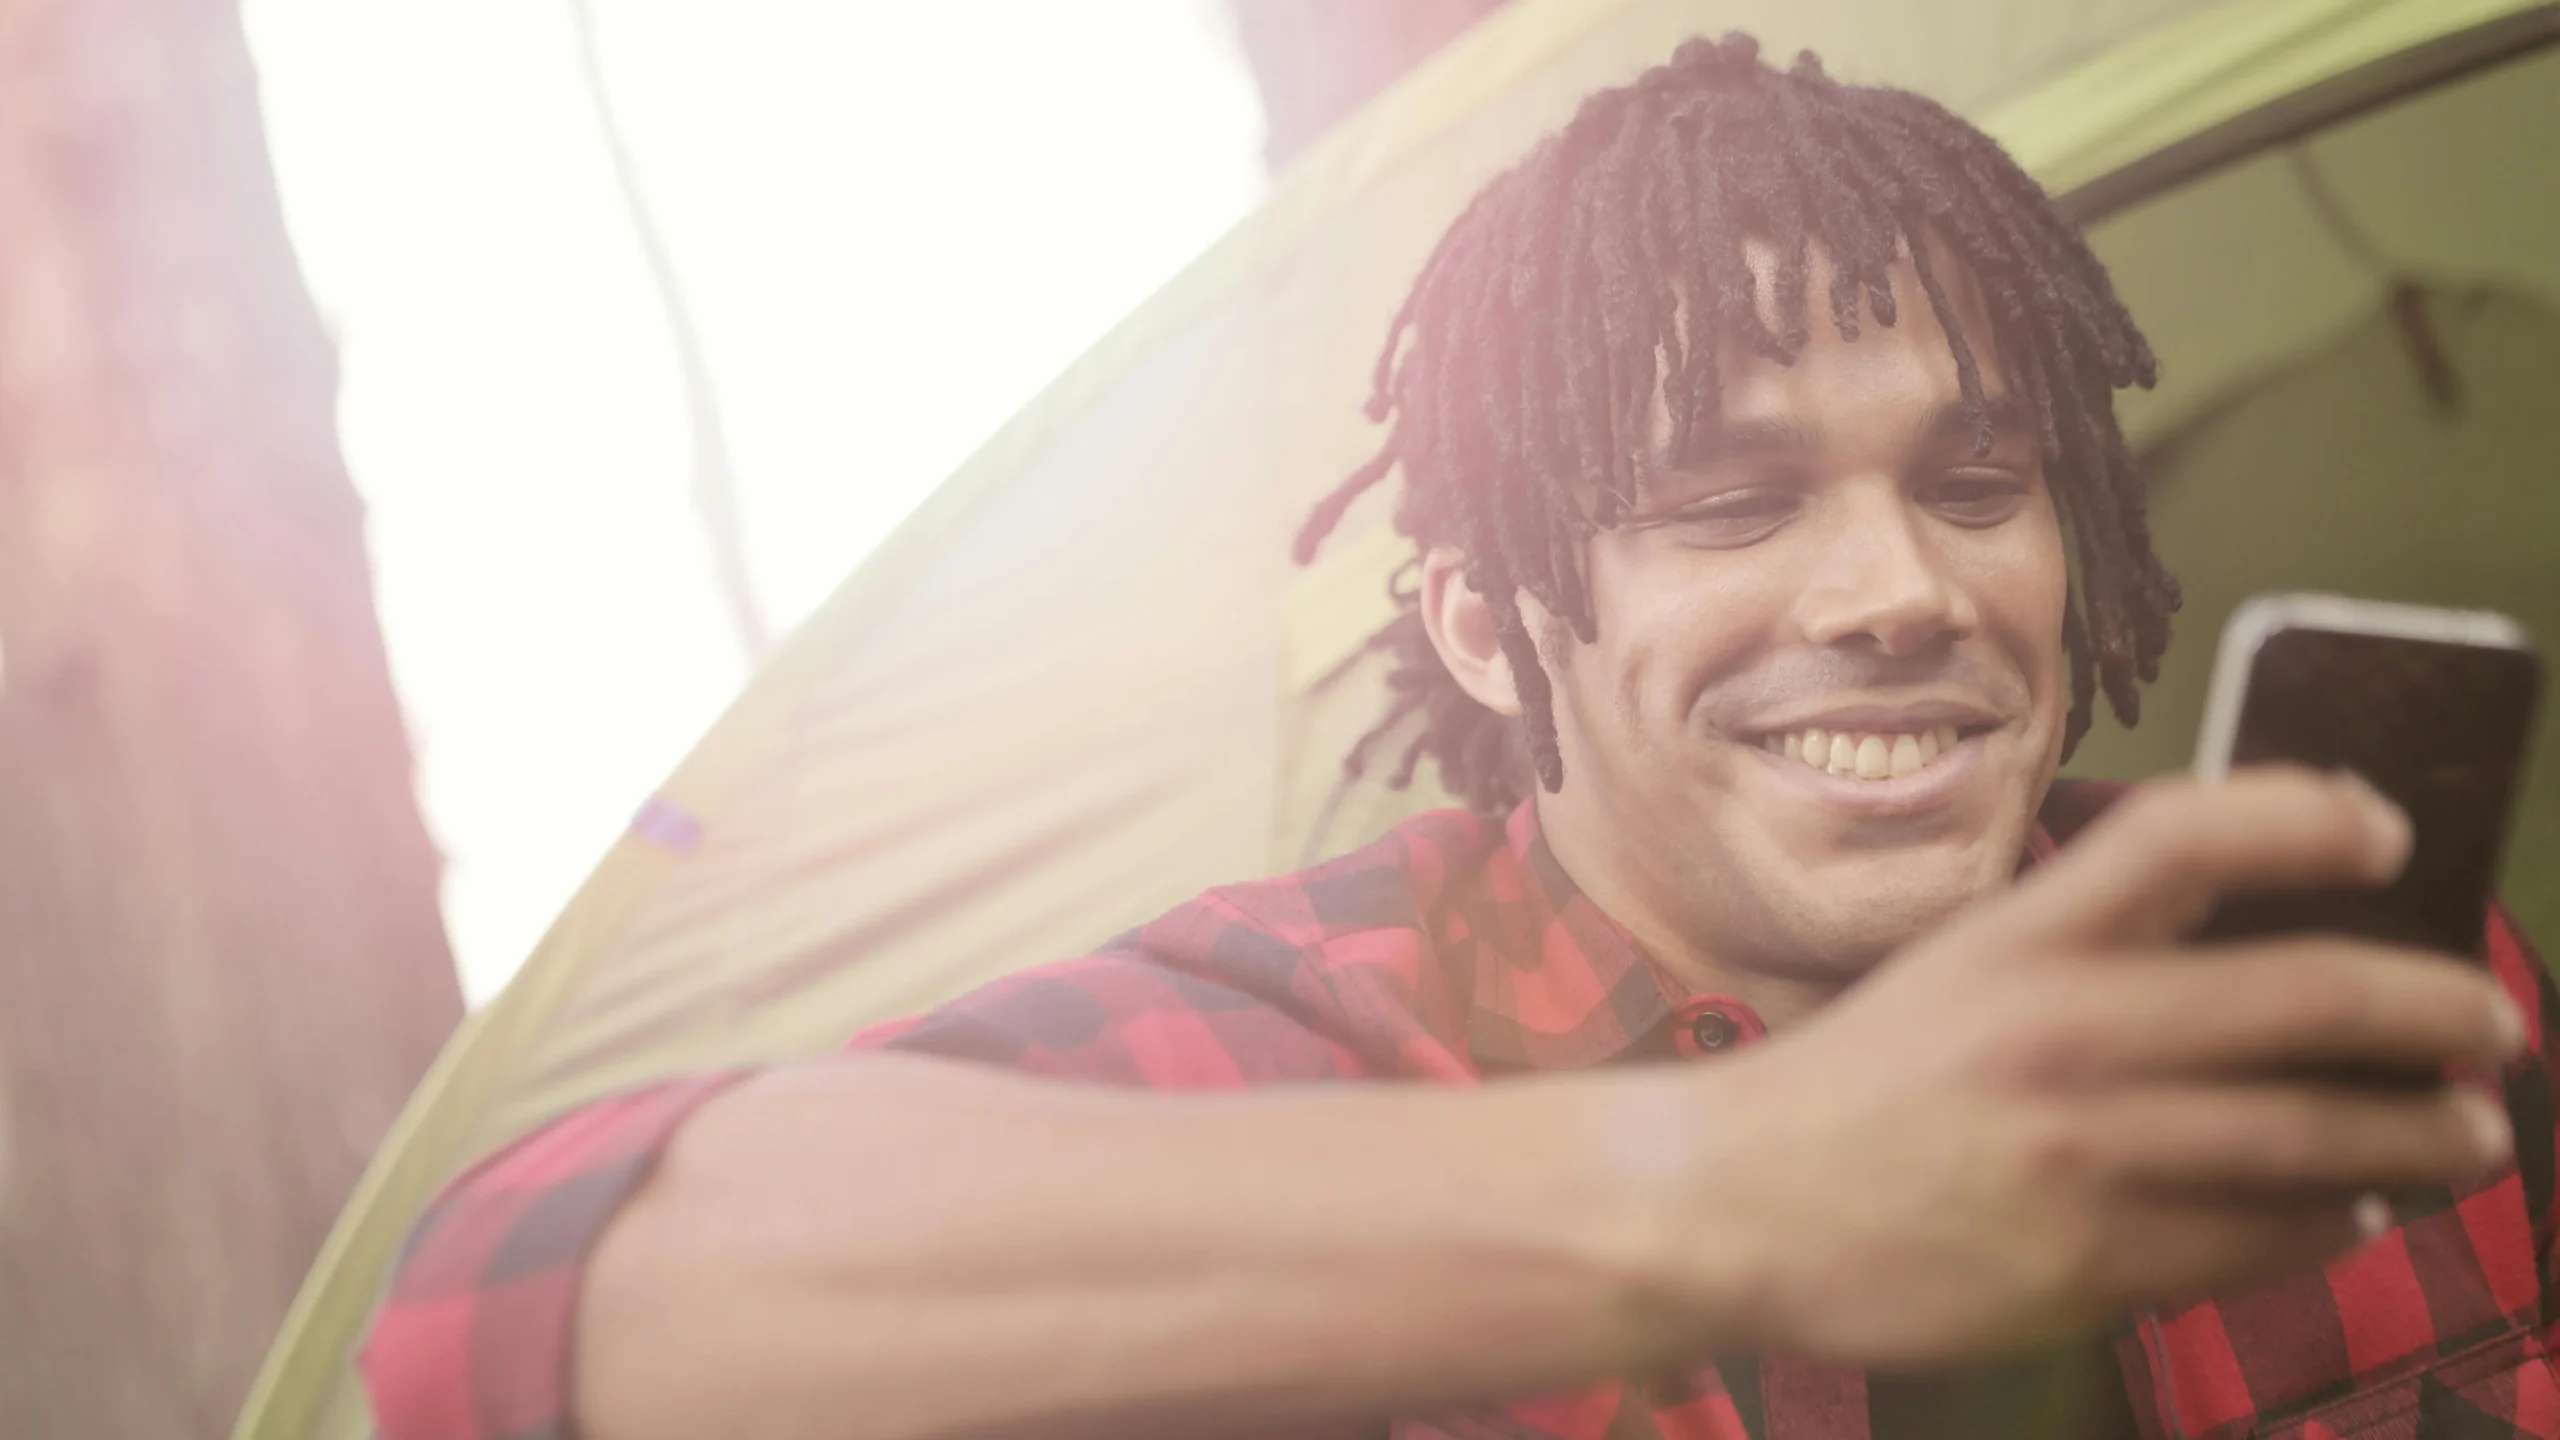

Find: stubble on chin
<box><xmin>1740</xmin><ymin>815</ymin><xmax>2036</xmax><ymax>982</ymax></box>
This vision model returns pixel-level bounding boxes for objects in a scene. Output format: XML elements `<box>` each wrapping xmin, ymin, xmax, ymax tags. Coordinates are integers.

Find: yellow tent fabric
<box><xmin>2071</xmin><ymin>285</ymin><xmax>2560</xmax><ymax>929</ymax></box>
<box><xmin>236</xmin><ymin>3</ymin><xmax>2560</xmax><ymax>1437</ymax></box>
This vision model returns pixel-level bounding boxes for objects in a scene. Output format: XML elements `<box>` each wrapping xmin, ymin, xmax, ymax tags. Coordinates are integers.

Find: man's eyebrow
<box><xmin>1672</xmin><ymin>413</ymin><xmax>1822</xmax><ymax>465</ymax></box>
<box><xmin>1916</xmin><ymin>392</ymin><xmax>2037</xmax><ymax>451</ymax></box>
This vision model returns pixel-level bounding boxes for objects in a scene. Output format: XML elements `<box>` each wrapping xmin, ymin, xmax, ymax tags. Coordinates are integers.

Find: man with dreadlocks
<box><xmin>368</xmin><ymin>34</ymin><xmax>2557</xmax><ymax>1440</ymax></box>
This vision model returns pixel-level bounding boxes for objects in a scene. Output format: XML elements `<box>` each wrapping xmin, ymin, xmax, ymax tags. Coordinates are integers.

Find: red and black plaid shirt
<box><xmin>364</xmin><ymin>781</ymin><xmax>2560</xmax><ymax>1440</ymax></box>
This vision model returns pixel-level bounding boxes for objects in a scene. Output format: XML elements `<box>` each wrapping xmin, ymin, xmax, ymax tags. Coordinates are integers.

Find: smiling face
<box><xmin>1422</xmin><ymin>241</ymin><xmax>2072</xmax><ymax>1012</ymax></box>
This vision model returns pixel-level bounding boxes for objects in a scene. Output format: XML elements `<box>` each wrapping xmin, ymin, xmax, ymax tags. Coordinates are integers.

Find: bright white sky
<box><xmin>242</xmin><ymin>1</ymin><xmax>1266</xmax><ymax>1002</ymax></box>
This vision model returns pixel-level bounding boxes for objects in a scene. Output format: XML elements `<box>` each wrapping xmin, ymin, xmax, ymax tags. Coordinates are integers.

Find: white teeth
<box><xmin>1889</xmin><ymin>733</ymin><xmax>1923</xmax><ymax>778</ymax></box>
<box><xmin>1763</xmin><ymin>725</ymin><xmax>1977</xmax><ymax>781</ymax></box>
<box><xmin>1854</xmin><ymin>735</ymin><xmax>1889</xmax><ymax>778</ymax></box>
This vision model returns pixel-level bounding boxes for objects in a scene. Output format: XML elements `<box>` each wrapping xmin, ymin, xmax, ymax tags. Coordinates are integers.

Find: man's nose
<box><xmin>1795</xmin><ymin>487</ymin><xmax>1978</xmax><ymax>657</ymax></box>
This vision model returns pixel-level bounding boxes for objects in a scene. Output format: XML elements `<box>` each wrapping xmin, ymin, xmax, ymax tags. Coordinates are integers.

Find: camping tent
<box><xmin>235</xmin><ymin>2</ymin><xmax>2560</xmax><ymax>1436</ymax></box>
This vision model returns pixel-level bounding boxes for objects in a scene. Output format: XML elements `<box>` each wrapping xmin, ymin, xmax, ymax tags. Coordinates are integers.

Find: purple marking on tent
<box><xmin>630</xmin><ymin>795</ymin><xmax>705</xmax><ymax>853</ymax></box>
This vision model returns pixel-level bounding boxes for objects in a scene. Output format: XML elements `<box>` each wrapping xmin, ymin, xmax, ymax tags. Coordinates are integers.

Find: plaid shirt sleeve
<box><xmin>358</xmin><ymin>883</ymin><xmax>1419</xmax><ymax>1440</ymax></box>
<box><xmin>2488</xmin><ymin>904</ymin><xmax>2560</xmax><ymax>1351</ymax></box>
<box><xmin>359</xmin><ymin>1072</ymin><xmax>751</xmax><ymax>1440</ymax></box>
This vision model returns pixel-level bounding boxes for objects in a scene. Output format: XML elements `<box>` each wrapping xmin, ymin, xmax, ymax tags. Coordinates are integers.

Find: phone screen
<box><xmin>2195</xmin><ymin>626</ymin><xmax>2541</xmax><ymax>957</ymax></box>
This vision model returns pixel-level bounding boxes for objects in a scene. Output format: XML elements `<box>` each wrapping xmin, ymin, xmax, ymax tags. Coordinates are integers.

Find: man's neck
<box><xmin>1527</xmin><ymin>778</ymin><xmax>2080</xmax><ymax>1032</ymax></box>
<box><xmin>1527</xmin><ymin>796</ymin><xmax>1856</xmax><ymax>1033</ymax></box>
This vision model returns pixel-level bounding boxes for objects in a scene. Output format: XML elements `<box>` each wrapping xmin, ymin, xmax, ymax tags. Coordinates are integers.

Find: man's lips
<box><xmin>1737</xmin><ymin>698</ymin><xmax>2005</xmax><ymax>737</ymax></box>
<box><xmin>1722</xmin><ymin>698</ymin><xmax>2008</xmax><ymax>817</ymax></box>
<box><xmin>1741</xmin><ymin>726</ymin><xmax>1993</xmax><ymax>817</ymax></box>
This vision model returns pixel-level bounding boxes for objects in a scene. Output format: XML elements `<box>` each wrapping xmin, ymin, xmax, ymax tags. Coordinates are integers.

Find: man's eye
<box><xmin>1662</xmin><ymin>489</ymin><xmax>1799</xmax><ymax>545</ymax></box>
<box><xmin>1924</xmin><ymin>473</ymin><xmax>2031</xmax><ymax>525</ymax></box>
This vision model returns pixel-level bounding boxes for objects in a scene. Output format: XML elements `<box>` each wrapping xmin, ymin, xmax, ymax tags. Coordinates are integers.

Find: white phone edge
<box><xmin>2191</xmin><ymin>592</ymin><xmax>2535</xmax><ymax>782</ymax></box>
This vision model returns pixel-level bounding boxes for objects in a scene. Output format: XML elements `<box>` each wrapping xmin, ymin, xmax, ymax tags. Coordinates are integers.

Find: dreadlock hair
<box><xmin>1292</xmin><ymin>32</ymin><xmax>2178</xmax><ymax>817</ymax></box>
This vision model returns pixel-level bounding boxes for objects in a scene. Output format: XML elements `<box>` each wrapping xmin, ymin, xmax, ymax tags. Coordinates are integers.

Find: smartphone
<box><xmin>2191</xmin><ymin>593</ymin><xmax>2542</xmax><ymax>958</ymax></box>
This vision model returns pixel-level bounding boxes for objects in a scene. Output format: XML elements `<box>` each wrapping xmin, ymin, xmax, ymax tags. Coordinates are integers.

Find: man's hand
<box><xmin>1661</xmin><ymin>766</ymin><xmax>2524</xmax><ymax>1366</ymax></box>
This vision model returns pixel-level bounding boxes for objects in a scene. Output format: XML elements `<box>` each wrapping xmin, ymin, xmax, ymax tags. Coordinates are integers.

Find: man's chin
<box><xmin>1756</xmin><ymin>849</ymin><xmax>2020</xmax><ymax>971</ymax></box>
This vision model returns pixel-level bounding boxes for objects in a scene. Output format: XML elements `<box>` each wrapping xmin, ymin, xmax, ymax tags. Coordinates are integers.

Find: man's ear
<box><xmin>1418</xmin><ymin>547</ymin><xmax>1523</xmax><ymax>718</ymax></box>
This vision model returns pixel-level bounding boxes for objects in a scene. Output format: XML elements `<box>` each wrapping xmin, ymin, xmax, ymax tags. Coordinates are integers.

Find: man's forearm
<box><xmin>572</xmin><ymin>1054</ymin><xmax>1735</xmax><ymax>1440</ymax></box>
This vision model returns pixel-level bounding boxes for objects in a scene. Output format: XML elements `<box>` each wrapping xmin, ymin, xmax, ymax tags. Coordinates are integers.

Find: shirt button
<box><xmin>1689</xmin><ymin>1011</ymin><xmax>1740</xmax><ymax>1052</ymax></box>
<box><xmin>1669</xmin><ymin>996</ymin><xmax>1763</xmax><ymax>1059</ymax></box>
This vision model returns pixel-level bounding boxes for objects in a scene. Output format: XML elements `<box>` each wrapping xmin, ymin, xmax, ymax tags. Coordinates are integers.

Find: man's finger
<box><xmin>2011</xmin><ymin>942</ymin><xmax>2523</xmax><ymax>1082</ymax></box>
<box><xmin>2095</xmin><ymin>1193</ymin><xmax>2373</xmax><ymax>1310</ymax></box>
<box><xmin>2062</xmin><ymin>1082</ymin><xmax>2510</xmax><ymax>1193</ymax></box>
<box><xmin>1989</xmin><ymin>768</ymin><xmax>2410</xmax><ymax>947</ymax></box>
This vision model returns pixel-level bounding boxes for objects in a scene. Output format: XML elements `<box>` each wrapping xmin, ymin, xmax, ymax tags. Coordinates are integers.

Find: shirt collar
<box><xmin>1456</xmin><ymin>801</ymin><xmax>1686</xmax><ymax>1073</ymax></box>
<box><xmin>1459</xmin><ymin>793</ymin><xmax>2069</xmax><ymax>1073</ymax></box>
